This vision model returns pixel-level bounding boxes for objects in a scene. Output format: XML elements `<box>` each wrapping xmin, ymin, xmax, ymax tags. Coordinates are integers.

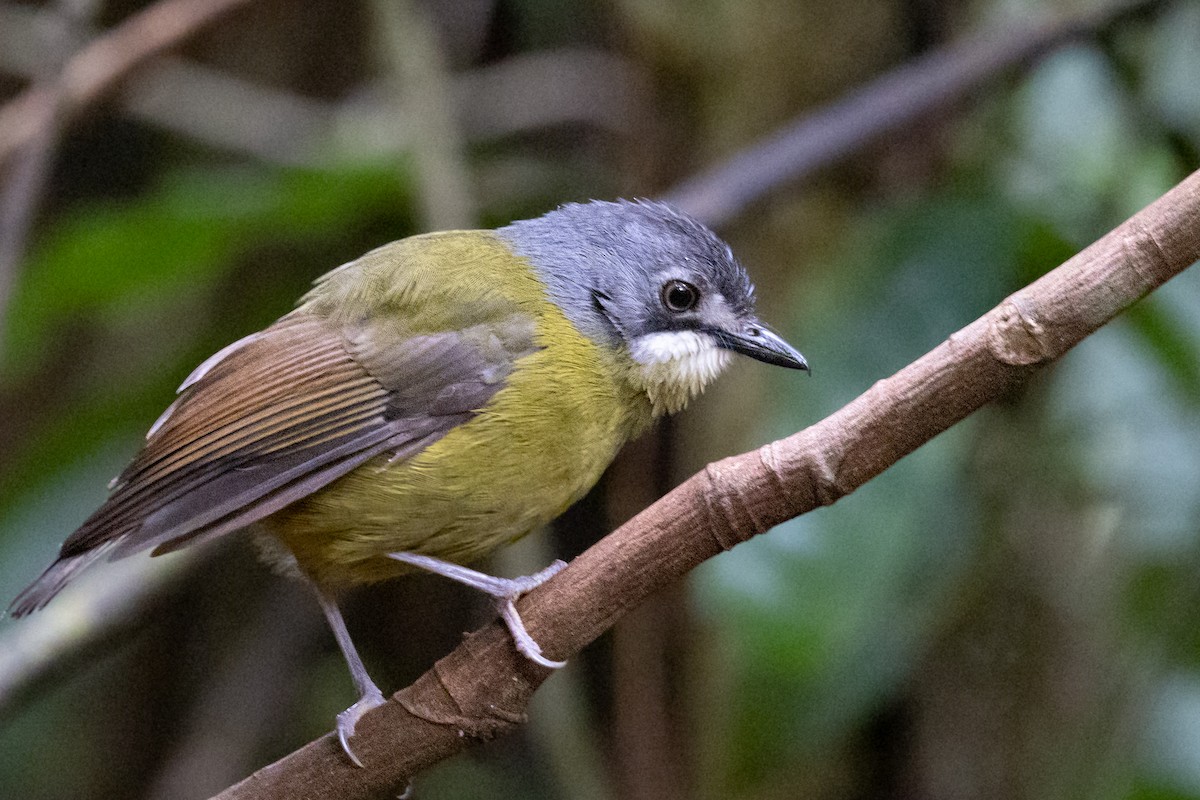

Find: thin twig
<box><xmin>0</xmin><ymin>0</ymin><xmax>255</xmax><ymax>164</ymax></box>
<box><xmin>369</xmin><ymin>0</ymin><xmax>475</xmax><ymax>230</ymax></box>
<box><xmin>0</xmin><ymin>1</ymin><xmax>641</xmax><ymax>166</ymax></box>
<box><xmin>0</xmin><ymin>97</ymin><xmax>65</xmax><ymax>352</ymax></box>
<box><xmin>662</xmin><ymin>0</ymin><xmax>1168</xmax><ymax>227</ymax></box>
<box><xmin>208</xmin><ymin>165</ymin><xmax>1200</xmax><ymax>799</ymax></box>
<box><xmin>0</xmin><ymin>0</ymin><xmax>255</xmax><ymax>341</ymax></box>
<box><xmin>0</xmin><ymin>0</ymin><xmax>99</xmax><ymax>351</ymax></box>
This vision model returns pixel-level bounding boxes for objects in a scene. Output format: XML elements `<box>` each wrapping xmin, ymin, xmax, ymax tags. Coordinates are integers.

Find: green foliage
<box><xmin>1125</xmin><ymin>301</ymin><xmax>1200</xmax><ymax>401</ymax></box>
<box><xmin>691</xmin><ymin>25</ymin><xmax>1200</xmax><ymax>799</ymax></box>
<box><xmin>4</xmin><ymin>163</ymin><xmax>414</xmax><ymax>378</ymax></box>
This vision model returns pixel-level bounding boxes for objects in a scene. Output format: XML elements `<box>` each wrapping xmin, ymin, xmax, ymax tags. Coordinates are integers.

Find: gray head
<box><xmin>499</xmin><ymin>199</ymin><xmax>806</xmax><ymax>414</ymax></box>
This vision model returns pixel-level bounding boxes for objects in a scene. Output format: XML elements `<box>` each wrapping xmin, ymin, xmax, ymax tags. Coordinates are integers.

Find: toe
<box><xmin>336</xmin><ymin>689</ymin><xmax>387</xmax><ymax>767</ymax></box>
<box><xmin>501</xmin><ymin>599</ymin><xmax>567</xmax><ymax>669</ymax></box>
<box><xmin>504</xmin><ymin>559</ymin><xmax>569</xmax><ymax>597</ymax></box>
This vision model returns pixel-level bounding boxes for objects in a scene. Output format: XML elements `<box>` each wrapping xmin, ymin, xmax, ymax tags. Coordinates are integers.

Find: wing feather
<box><xmin>7</xmin><ymin>244</ymin><xmax>544</xmax><ymax>618</ymax></box>
<box><xmin>8</xmin><ymin>304</ymin><xmax>539</xmax><ymax>615</ymax></box>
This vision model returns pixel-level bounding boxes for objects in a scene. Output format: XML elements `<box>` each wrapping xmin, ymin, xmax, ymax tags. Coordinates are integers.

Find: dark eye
<box><xmin>661</xmin><ymin>280</ymin><xmax>699</xmax><ymax>312</ymax></box>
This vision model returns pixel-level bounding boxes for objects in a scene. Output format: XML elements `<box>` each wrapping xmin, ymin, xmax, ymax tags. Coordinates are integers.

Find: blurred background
<box><xmin>1</xmin><ymin>0</ymin><xmax>1199</xmax><ymax>798</ymax></box>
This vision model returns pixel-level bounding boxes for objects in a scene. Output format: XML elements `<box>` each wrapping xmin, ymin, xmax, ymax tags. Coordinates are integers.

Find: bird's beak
<box><xmin>707</xmin><ymin>321</ymin><xmax>809</xmax><ymax>371</ymax></box>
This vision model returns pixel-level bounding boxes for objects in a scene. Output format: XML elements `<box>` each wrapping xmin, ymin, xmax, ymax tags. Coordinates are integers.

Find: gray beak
<box><xmin>707</xmin><ymin>321</ymin><xmax>809</xmax><ymax>371</ymax></box>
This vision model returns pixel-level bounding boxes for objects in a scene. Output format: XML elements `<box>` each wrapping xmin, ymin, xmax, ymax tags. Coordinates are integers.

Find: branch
<box><xmin>662</xmin><ymin>0</ymin><xmax>1167</xmax><ymax>227</ymax></box>
<box><xmin>0</xmin><ymin>0</ymin><xmax>1181</xmax><ymax>787</ymax></box>
<box><xmin>0</xmin><ymin>0</ymin><xmax>1158</xmax><ymax>200</ymax></box>
<box><xmin>210</xmin><ymin>167</ymin><xmax>1200</xmax><ymax>798</ymax></box>
<box><xmin>0</xmin><ymin>0</ymin><xmax>97</xmax><ymax>359</ymax></box>
<box><xmin>0</xmin><ymin>0</ymin><xmax>255</xmax><ymax>341</ymax></box>
<box><xmin>0</xmin><ymin>0</ymin><xmax>255</xmax><ymax>168</ymax></box>
<box><xmin>2</xmin><ymin>4</ymin><xmax>1082</xmax><ymax>715</ymax></box>
<box><xmin>369</xmin><ymin>0</ymin><xmax>475</xmax><ymax>230</ymax></box>
<box><xmin>0</xmin><ymin>1</ymin><xmax>644</xmax><ymax>167</ymax></box>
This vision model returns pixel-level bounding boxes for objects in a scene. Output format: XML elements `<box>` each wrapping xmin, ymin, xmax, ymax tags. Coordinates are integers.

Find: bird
<box><xmin>8</xmin><ymin>198</ymin><xmax>808</xmax><ymax>765</ymax></box>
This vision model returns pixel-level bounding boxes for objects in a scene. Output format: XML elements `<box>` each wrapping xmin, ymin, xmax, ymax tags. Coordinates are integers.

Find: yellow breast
<box><xmin>263</xmin><ymin>232</ymin><xmax>654</xmax><ymax>588</ymax></box>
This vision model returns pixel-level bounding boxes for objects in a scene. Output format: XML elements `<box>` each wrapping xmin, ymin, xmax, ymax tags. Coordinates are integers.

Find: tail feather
<box><xmin>7</xmin><ymin>544</ymin><xmax>114</xmax><ymax>618</ymax></box>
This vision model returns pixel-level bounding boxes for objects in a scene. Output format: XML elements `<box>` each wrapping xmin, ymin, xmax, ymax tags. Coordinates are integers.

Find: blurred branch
<box><xmin>611</xmin><ymin>594</ymin><xmax>690</xmax><ymax>800</ymax></box>
<box><xmin>500</xmin><ymin>536</ymin><xmax>614</xmax><ymax>800</ymax></box>
<box><xmin>123</xmin><ymin>57</ymin><xmax>332</xmax><ymax>167</ymax></box>
<box><xmin>605</xmin><ymin>431</ymin><xmax>690</xmax><ymax>800</ymax></box>
<box><xmin>0</xmin><ymin>115</ymin><xmax>63</xmax><ymax>336</ymax></box>
<box><xmin>370</xmin><ymin>0</ymin><xmax>474</xmax><ymax>229</ymax></box>
<box><xmin>0</xmin><ymin>1</ymin><xmax>328</xmax><ymax>166</ymax></box>
<box><xmin>0</xmin><ymin>0</ymin><xmax>642</xmax><ymax>166</ymax></box>
<box><xmin>662</xmin><ymin>0</ymin><xmax>1168</xmax><ymax>227</ymax></box>
<box><xmin>209</xmin><ymin>171</ymin><xmax>1200</xmax><ymax>799</ymax></box>
<box><xmin>0</xmin><ymin>0</ymin><xmax>255</xmax><ymax>161</ymax></box>
<box><xmin>0</xmin><ymin>0</ymin><xmax>1165</xmax><ymax>223</ymax></box>
<box><xmin>145</xmin><ymin>582</ymin><xmax>324</xmax><ymax>800</ymax></box>
<box><xmin>0</xmin><ymin>0</ymin><xmax>254</xmax><ymax>337</ymax></box>
<box><xmin>0</xmin><ymin>0</ymin><xmax>98</xmax><ymax>352</ymax></box>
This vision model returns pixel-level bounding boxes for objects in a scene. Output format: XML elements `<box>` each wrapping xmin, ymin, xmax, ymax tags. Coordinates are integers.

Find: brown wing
<box><xmin>9</xmin><ymin>310</ymin><xmax>537</xmax><ymax>615</ymax></box>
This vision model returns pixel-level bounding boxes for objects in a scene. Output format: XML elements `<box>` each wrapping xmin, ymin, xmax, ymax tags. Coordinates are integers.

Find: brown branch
<box><xmin>0</xmin><ymin>0</ymin><xmax>254</xmax><ymax>341</ymax></box>
<box><xmin>662</xmin><ymin>0</ymin><xmax>1167</xmax><ymax>227</ymax></box>
<box><xmin>0</xmin><ymin>3</ymin><xmax>643</xmax><ymax>167</ymax></box>
<box><xmin>0</xmin><ymin>0</ymin><xmax>1181</xmax><ymax>789</ymax></box>
<box><xmin>0</xmin><ymin>0</ymin><xmax>255</xmax><ymax>169</ymax></box>
<box><xmin>0</xmin><ymin>0</ymin><xmax>91</xmax><ymax>355</ymax></box>
<box><xmin>210</xmin><ymin>166</ymin><xmax>1200</xmax><ymax>798</ymax></box>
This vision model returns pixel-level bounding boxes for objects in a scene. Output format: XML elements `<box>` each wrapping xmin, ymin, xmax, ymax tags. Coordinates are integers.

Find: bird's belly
<box><xmin>262</xmin><ymin>379</ymin><xmax>646</xmax><ymax>588</ymax></box>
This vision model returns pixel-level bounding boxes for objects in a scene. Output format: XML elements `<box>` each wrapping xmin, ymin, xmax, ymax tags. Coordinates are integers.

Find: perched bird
<box><xmin>9</xmin><ymin>199</ymin><xmax>807</xmax><ymax>764</ymax></box>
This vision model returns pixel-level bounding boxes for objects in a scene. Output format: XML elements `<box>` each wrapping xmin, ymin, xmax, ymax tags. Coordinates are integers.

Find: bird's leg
<box><xmin>312</xmin><ymin>585</ymin><xmax>386</xmax><ymax>767</ymax></box>
<box><xmin>387</xmin><ymin>552</ymin><xmax>568</xmax><ymax>669</ymax></box>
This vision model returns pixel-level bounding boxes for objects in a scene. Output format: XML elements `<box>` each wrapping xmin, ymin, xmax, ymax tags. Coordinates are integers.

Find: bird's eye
<box><xmin>661</xmin><ymin>280</ymin><xmax>699</xmax><ymax>312</ymax></box>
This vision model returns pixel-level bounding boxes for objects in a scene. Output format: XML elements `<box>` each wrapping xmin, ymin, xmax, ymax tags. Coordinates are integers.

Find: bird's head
<box><xmin>500</xmin><ymin>199</ymin><xmax>808</xmax><ymax>415</ymax></box>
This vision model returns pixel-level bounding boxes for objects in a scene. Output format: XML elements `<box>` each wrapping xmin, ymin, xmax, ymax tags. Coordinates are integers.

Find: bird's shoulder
<box><xmin>302</xmin><ymin>230</ymin><xmax>554</xmax><ymax>333</ymax></box>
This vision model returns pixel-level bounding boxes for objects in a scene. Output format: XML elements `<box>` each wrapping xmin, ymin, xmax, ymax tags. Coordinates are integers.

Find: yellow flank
<box><xmin>263</xmin><ymin>231</ymin><xmax>655</xmax><ymax>588</ymax></box>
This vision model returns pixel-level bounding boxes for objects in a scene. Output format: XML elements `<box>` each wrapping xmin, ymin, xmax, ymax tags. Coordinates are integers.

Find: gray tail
<box><xmin>7</xmin><ymin>545</ymin><xmax>112</xmax><ymax>618</ymax></box>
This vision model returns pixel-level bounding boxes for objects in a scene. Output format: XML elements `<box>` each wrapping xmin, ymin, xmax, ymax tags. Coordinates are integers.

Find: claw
<box><xmin>336</xmin><ymin>687</ymin><xmax>387</xmax><ymax>767</ymax></box>
<box><xmin>501</xmin><ymin>599</ymin><xmax>567</xmax><ymax>668</ymax></box>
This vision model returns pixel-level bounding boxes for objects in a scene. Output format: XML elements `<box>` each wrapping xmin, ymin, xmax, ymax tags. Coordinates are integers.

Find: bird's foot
<box><xmin>388</xmin><ymin>552</ymin><xmax>568</xmax><ymax>669</ymax></box>
<box><xmin>337</xmin><ymin>686</ymin><xmax>387</xmax><ymax>767</ymax></box>
<box><xmin>501</xmin><ymin>558</ymin><xmax>568</xmax><ymax>594</ymax></box>
<box><xmin>498</xmin><ymin>596</ymin><xmax>566</xmax><ymax>668</ymax></box>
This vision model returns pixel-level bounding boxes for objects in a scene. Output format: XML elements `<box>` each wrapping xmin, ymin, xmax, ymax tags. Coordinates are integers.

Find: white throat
<box><xmin>628</xmin><ymin>330</ymin><xmax>732</xmax><ymax>416</ymax></box>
